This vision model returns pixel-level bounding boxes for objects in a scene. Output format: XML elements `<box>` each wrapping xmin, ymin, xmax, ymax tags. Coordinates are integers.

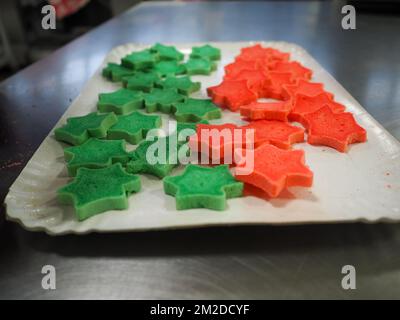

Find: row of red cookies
<box><xmin>207</xmin><ymin>44</ymin><xmax>367</xmax><ymax>153</ymax></box>
<box><xmin>188</xmin><ymin>44</ymin><xmax>367</xmax><ymax>198</ymax></box>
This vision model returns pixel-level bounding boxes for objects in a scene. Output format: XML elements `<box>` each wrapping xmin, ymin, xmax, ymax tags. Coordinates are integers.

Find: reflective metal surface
<box><xmin>1</xmin><ymin>1</ymin><xmax>400</xmax><ymax>299</ymax></box>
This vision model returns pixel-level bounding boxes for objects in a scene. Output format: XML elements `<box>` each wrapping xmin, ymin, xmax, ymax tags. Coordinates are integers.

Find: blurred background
<box><xmin>0</xmin><ymin>0</ymin><xmax>141</xmax><ymax>80</ymax></box>
<box><xmin>0</xmin><ymin>0</ymin><xmax>399</xmax><ymax>81</ymax></box>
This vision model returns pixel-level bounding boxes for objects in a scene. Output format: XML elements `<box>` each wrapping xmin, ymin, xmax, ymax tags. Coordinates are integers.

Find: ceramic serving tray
<box><xmin>5</xmin><ymin>41</ymin><xmax>400</xmax><ymax>235</ymax></box>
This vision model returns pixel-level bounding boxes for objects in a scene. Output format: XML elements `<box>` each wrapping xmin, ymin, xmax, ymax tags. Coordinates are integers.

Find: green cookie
<box><xmin>97</xmin><ymin>89</ymin><xmax>143</xmax><ymax>115</ymax></box>
<box><xmin>58</xmin><ymin>163</ymin><xmax>141</xmax><ymax>221</ymax></box>
<box><xmin>64</xmin><ymin>138</ymin><xmax>130</xmax><ymax>176</ymax></box>
<box><xmin>184</xmin><ymin>58</ymin><xmax>217</xmax><ymax>75</ymax></box>
<box><xmin>163</xmin><ymin>164</ymin><xmax>243</xmax><ymax>210</ymax></box>
<box><xmin>122</xmin><ymin>71</ymin><xmax>160</xmax><ymax>92</ymax></box>
<box><xmin>172</xmin><ymin>98</ymin><xmax>222</xmax><ymax>122</ymax></box>
<box><xmin>107</xmin><ymin>111</ymin><xmax>161</xmax><ymax>144</ymax></box>
<box><xmin>153</xmin><ymin>61</ymin><xmax>186</xmax><ymax>77</ymax></box>
<box><xmin>55</xmin><ymin>112</ymin><xmax>117</xmax><ymax>146</ymax></box>
<box><xmin>156</xmin><ymin>76</ymin><xmax>201</xmax><ymax>95</ymax></box>
<box><xmin>144</xmin><ymin>88</ymin><xmax>186</xmax><ymax>113</ymax></box>
<box><xmin>126</xmin><ymin>135</ymin><xmax>184</xmax><ymax>178</ymax></box>
<box><xmin>190</xmin><ymin>44</ymin><xmax>221</xmax><ymax>61</ymax></box>
<box><xmin>150</xmin><ymin>43</ymin><xmax>184</xmax><ymax>61</ymax></box>
<box><xmin>121</xmin><ymin>49</ymin><xmax>157</xmax><ymax>70</ymax></box>
<box><xmin>102</xmin><ymin>63</ymin><xmax>135</xmax><ymax>82</ymax></box>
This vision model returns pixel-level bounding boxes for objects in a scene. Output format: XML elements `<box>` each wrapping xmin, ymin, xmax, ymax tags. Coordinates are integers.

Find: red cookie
<box><xmin>263</xmin><ymin>47</ymin><xmax>290</xmax><ymax>63</ymax></box>
<box><xmin>188</xmin><ymin>123</ymin><xmax>245</xmax><ymax>164</ymax></box>
<box><xmin>224</xmin><ymin>69</ymin><xmax>268</xmax><ymax>96</ymax></box>
<box><xmin>236</xmin><ymin>44</ymin><xmax>269</xmax><ymax>63</ymax></box>
<box><xmin>207</xmin><ymin>80</ymin><xmax>258</xmax><ymax>111</ymax></box>
<box><xmin>303</xmin><ymin>106</ymin><xmax>367</xmax><ymax>152</ymax></box>
<box><xmin>240</xmin><ymin>101</ymin><xmax>291</xmax><ymax>122</ymax></box>
<box><xmin>224</xmin><ymin>60</ymin><xmax>260</xmax><ymax>78</ymax></box>
<box><xmin>242</xmin><ymin>120</ymin><xmax>305</xmax><ymax>149</ymax></box>
<box><xmin>234</xmin><ymin>143</ymin><xmax>313</xmax><ymax>198</ymax></box>
<box><xmin>271</xmin><ymin>61</ymin><xmax>312</xmax><ymax>81</ymax></box>
<box><xmin>262</xmin><ymin>72</ymin><xmax>294</xmax><ymax>99</ymax></box>
<box><xmin>236</xmin><ymin>45</ymin><xmax>290</xmax><ymax>68</ymax></box>
<box><xmin>283</xmin><ymin>79</ymin><xmax>334</xmax><ymax>102</ymax></box>
<box><xmin>289</xmin><ymin>93</ymin><xmax>346</xmax><ymax>127</ymax></box>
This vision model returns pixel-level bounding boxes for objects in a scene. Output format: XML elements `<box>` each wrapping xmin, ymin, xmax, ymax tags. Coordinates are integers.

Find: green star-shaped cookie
<box><xmin>55</xmin><ymin>112</ymin><xmax>117</xmax><ymax>145</ymax></box>
<box><xmin>58</xmin><ymin>163</ymin><xmax>141</xmax><ymax>221</ymax></box>
<box><xmin>156</xmin><ymin>76</ymin><xmax>201</xmax><ymax>95</ymax></box>
<box><xmin>122</xmin><ymin>71</ymin><xmax>160</xmax><ymax>92</ymax></box>
<box><xmin>144</xmin><ymin>88</ymin><xmax>186</xmax><ymax>113</ymax></box>
<box><xmin>121</xmin><ymin>49</ymin><xmax>158</xmax><ymax>70</ymax></box>
<box><xmin>97</xmin><ymin>89</ymin><xmax>144</xmax><ymax>115</ymax></box>
<box><xmin>150</xmin><ymin>43</ymin><xmax>184</xmax><ymax>61</ymax></box>
<box><xmin>172</xmin><ymin>98</ymin><xmax>222</xmax><ymax>122</ymax></box>
<box><xmin>64</xmin><ymin>138</ymin><xmax>130</xmax><ymax>176</ymax></box>
<box><xmin>127</xmin><ymin>135</ymin><xmax>184</xmax><ymax>178</ymax></box>
<box><xmin>107</xmin><ymin>111</ymin><xmax>161</xmax><ymax>144</ymax></box>
<box><xmin>102</xmin><ymin>63</ymin><xmax>135</xmax><ymax>82</ymax></box>
<box><xmin>163</xmin><ymin>164</ymin><xmax>243</xmax><ymax>210</ymax></box>
<box><xmin>153</xmin><ymin>61</ymin><xmax>186</xmax><ymax>77</ymax></box>
<box><xmin>184</xmin><ymin>58</ymin><xmax>217</xmax><ymax>75</ymax></box>
<box><xmin>190</xmin><ymin>44</ymin><xmax>221</xmax><ymax>61</ymax></box>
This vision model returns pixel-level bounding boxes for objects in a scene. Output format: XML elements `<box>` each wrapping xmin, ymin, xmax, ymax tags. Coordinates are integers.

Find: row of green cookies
<box><xmin>102</xmin><ymin>43</ymin><xmax>221</xmax><ymax>81</ymax></box>
<box><xmin>54</xmin><ymin>44</ymin><xmax>243</xmax><ymax>221</ymax></box>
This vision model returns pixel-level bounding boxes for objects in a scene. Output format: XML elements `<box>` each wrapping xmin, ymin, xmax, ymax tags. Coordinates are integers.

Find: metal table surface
<box><xmin>1</xmin><ymin>1</ymin><xmax>400</xmax><ymax>299</ymax></box>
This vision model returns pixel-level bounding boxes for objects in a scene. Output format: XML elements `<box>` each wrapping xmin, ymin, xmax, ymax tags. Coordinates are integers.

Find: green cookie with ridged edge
<box><xmin>150</xmin><ymin>43</ymin><xmax>184</xmax><ymax>61</ymax></box>
<box><xmin>121</xmin><ymin>49</ymin><xmax>158</xmax><ymax>70</ymax></box>
<box><xmin>122</xmin><ymin>71</ymin><xmax>160</xmax><ymax>92</ymax></box>
<box><xmin>58</xmin><ymin>163</ymin><xmax>141</xmax><ymax>221</ymax></box>
<box><xmin>184</xmin><ymin>58</ymin><xmax>217</xmax><ymax>75</ymax></box>
<box><xmin>156</xmin><ymin>76</ymin><xmax>201</xmax><ymax>95</ymax></box>
<box><xmin>102</xmin><ymin>63</ymin><xmax>135</xmax><ymax>82</ymax></box>
<box><xmin>153</xmin><ymin>61</ymin><xmax>186</xmax><ymax>77</ymax></box>
<box><xmin>163</xmin><ymin>164</ymin><xmax>243</xmax><ymax>210</ymax></box>
<box><xmin>107</xmin><ymin>111</ymin><xmax>161</xmax><ymax>145</ymax></box>
<box><xmin>64</xmin><ymin>138</ymin><xmax>130</xmax><ymax>176</ymax></box>
<box><xmin>144</xmin><ymin>88</ymin><xmax>186</xmax><ymax>114</ymax></box>
<box><xmin>190</xmin><ymin>44</ymin><xmax>221</xmax><ymax>61</ymax></box>
<box><xmin>126</xmin><ymin>135</ymin><xmax>184</xmax><ymax>179</ymax></box>
<box><xmin>55</xmin><ymin>112</ymin><xmax>117</xmax><ymax>146</ymax></box>
<box><xmin>97</xmin><ymin>89</ymin><xmax>143</xmax><ymax>115</ymax></box>
<box><xmin>172</xmin><ymin>98</ymin><xmax>221</xmax><ymax>122</ymax></box>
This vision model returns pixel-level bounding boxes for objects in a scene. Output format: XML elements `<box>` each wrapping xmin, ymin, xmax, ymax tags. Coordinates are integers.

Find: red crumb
<box><xmin>0</xmin><ymin>161</ymin><xmax>23</xmax><ymax>170</ymax></box>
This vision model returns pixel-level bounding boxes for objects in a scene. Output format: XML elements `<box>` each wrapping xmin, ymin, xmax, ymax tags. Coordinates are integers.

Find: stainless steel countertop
<box><xmin>1</xmin><ymin>1</ymin><xmax>400</xmax><ymax>299</ymax></box>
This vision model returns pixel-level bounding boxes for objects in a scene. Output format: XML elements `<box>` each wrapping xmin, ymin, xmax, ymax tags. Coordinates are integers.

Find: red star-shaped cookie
<box><xmin>207</xmin><ymin>80</ymin><xmax>258</xmax><ymax>111</ymax></box>
<box><xmin>235</xmin><ymin>45</ymin><xmax>290</xmax><ymax>68</ymax></box>
<box><xmin>242</xmin><ymin>120</ymin><xmax>305</xmax><ymax>149</ymax></box>
<box><xmin>224</xmin><ymin>69</ymin><xmax>268</xmax><ymax>96</ymax></box>
<box><xmin>303</xmin><ymin>106</ymin><xmax>367</xmax><ymax>152</ymax></box>
<box><xmin>234</xmin><ymin>143</ymin><xmax>313</xmax><ymax>198</ymax></box>
<box><xmin>188</xmin><ymin>123</ymin><xmax>245</xmax><ymax>164</ymax></box>
<box><xmin>236</xmin><ymin>44</ymin><xmax>269</xmax><ymax>63</ymax></box>
<box><xmin>271</xmin><ymin>61</ymin><xmax>313</xmax><ymax>81</ymax></box>
<box><xmin>224</xmin><ymin>60</ymin><xmax>260</xmax><ymax>78</ymax></box>
<box><xmin>289</xmin><ymin>93</ymin><xmax>346</xmax><ymax>127</ymax></box>
<box><xmin>261</xmin><ymin>72</ymin><xmax>294</xmax><ymax>99</ymax></box>
<box><xmin>282</xmin><ymin>79</ymin><xmax>334</xmax><ymax>102</ymax></box>
<box><xmin>240</xmin><ymin>101</ymin><xmax>291</xmax><ymax>122</ymax></box>
<box><xmin>263</xmin><ymin>47</ymin><xmax>290</xmax><ymax>63</ymax></box>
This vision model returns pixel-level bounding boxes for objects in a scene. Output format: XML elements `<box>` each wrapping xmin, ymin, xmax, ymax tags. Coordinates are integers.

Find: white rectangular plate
<box><xmin>5</xmin><ymin>41</ymin><xmax>400</xmax><ymax>235</ymax></box>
